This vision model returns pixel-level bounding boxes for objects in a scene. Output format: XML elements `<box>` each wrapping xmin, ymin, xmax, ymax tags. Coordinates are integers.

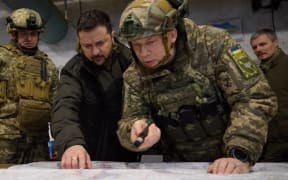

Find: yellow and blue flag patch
<box><xmin>229</xmin><ymin>45</ymin><xmax>259</xmax><ymax>79</ymax></box>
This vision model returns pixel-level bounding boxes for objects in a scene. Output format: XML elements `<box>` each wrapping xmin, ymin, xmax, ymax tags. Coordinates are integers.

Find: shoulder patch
<box><xmin>229</xmin><ymin>45</ymin><xmax>259</xmax><ymax>79</ymax></box>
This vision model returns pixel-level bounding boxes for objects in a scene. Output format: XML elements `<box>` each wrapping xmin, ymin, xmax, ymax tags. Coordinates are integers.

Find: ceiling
<box><xmin>0</xmin><ymin>0</ymin><xmax>132</xmax><ymax>28</ymax></box>
<box><xmin>52</xmin><ymin>0</ymin><xmax>132</xmax><ymax>26</ymax></box>
<box><xmin>0</xmin><ymin>0</ymin><xmax>133</xmax><ymax>43</ymax></box>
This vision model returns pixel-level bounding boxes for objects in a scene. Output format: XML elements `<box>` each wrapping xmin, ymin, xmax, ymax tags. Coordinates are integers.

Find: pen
<box><xmin>48</xmin><ymin>122</ymin><xmax>55</xmax><ymax>159</ymax></box>
<box><xmin>134</xmin><ymin>122</ymin><xmax>153</xmax><ymax>147</ymax></box>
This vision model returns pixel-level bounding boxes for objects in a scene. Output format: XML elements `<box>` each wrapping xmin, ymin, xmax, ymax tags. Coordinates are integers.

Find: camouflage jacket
<box><xmin>117</xmin><ymin>18</ymin><xmax>277</xmax><ymax>163</ymax></box>
<box><xmin>0</xmin><ymin>42</ymin><xmax>58</xmax><ymax>139</ymax></box>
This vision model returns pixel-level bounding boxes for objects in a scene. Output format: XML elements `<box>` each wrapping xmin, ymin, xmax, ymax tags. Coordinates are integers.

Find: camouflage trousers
<box><xmin>0</xmin><ymin>135</ymin><xmax>49</xmax><ymax>164</ymax></box>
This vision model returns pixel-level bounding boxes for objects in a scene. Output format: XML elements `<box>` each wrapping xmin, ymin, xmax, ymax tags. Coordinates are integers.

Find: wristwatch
<box><xmin>230</xmin><ymin>148</ymin><xmax>251</xmax><ymax>164</ymax></box>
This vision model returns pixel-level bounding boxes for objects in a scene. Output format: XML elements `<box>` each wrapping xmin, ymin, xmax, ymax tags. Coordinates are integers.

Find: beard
<box><xmin>90</xmin><ymin>55</ymin><xmax>106</xmax><ymax>65</ymax></box>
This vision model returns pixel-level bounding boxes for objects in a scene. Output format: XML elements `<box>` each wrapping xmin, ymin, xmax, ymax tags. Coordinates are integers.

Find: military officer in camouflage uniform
<box><xmin>0</xmin><ymin>8</ymin><xmax>58</xmax><ymax>164</ymax></box>
<box><xmin>117</xmin><ymin>0</ymin><xmax>277</xmax><ymax>174</ymax></box>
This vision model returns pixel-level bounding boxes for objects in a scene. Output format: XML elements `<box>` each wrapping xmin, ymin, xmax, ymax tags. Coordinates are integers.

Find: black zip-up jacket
<box><xmin>51</xmin><ymin>42</ymin><xmax>139</xmax><ymax>161</ymax></box>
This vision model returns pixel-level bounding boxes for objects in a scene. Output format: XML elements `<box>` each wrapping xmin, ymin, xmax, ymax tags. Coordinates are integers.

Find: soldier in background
<box><xmin>250</xmin><ymin>28</ymin><xmax>288</xmax><ymax>162</ymax></box>
<box><xmin>0</xmin><ymin>8</ymin><xmax>58</xmax><ymax>164</ymax></box>
<box><xmin>117</xmin><ymin>0</ymin><xmax>277</xmax><ymax>174</ymax></box>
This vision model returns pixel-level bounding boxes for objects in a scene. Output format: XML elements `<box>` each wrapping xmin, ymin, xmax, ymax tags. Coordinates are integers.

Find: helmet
<box><xmin>6</xmin><ymin>8</ymin><xmax>44</xmax><ymax>33</ymax></box>
<box><xmin>119</xmin><ymin>0</ymin><xmax>178</xmax><ymax>41</ymax></box>
<box><xmin>169</xmin><ymin>0</ymin><xmax>189</xmax><ymax>17</ymax></box>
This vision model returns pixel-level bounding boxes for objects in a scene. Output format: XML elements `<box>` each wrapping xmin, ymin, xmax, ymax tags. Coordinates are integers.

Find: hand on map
<box><xmin>207</xmin><ymin>157</ymin><xmax>250</xmax><ymax>174</ymax></box>
<box><xmin>60</xmin><ymin>145</ymin><xmax>92</xmax><ymax>169</ymax></box>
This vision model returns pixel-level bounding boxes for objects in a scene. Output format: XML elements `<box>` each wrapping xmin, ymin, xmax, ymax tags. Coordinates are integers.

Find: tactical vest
<box><xmin>0</xmin><ymin>44</ymin><xmax>55</xmax><ymax>133</ymax></box>
<box><xmin>136</xmin><ymin>21</ymin><xmax>231</xmax><ymax>160</ymax></box>
<box><xmin>144</xmin><ymin>62</ymin><xmax>228</xmax><ymax>161</ymax></box>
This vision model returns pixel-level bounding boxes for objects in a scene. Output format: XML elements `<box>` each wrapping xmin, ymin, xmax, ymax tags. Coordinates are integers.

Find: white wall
<box><xmin>1</xmin><ymin>0</ymin><xmax>288</xmax><ymax>68</ymax></box>
<box><xmin>187</xmin><ymin>0</ymin><xmax>288</xmax><ymax>60</ymax></box>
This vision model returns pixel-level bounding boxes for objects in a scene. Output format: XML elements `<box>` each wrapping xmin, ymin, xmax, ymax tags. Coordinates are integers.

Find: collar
<box><xmin>3</xmin><ymin>40</ymin><xmax>43</xmax><ymax>58</ymax></box>
<box><xmin>10</xmin><ymin>39</ymin><xmax>38</xmax><ymax>56</ymax></box>
<box><xmin>260</xmin><ymin>48</ymin><xmax>284</xmax><ymax>73</ymax></box>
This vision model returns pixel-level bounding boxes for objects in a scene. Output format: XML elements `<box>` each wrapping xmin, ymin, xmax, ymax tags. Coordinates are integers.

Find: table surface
<box><xmin>0</xmin><ymin>161</ymin><xmax>288</xmax><ymax>180</ymax></box>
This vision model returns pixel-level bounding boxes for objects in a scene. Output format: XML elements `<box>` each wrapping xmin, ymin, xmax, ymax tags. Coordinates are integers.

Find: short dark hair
<box><xmin>77</xmin><ymin>9</ymin><xmax>112</xmax><ymax>34</ymax></box>
<box><xmin>250</xmin><ymin>28</ymin><xmax>278</xmax><ymax>42</ymax></box>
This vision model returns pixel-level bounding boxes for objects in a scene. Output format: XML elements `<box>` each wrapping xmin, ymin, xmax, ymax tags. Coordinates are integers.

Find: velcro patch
<box><xmin>229</xmin><ymin>45</ymin><xmax>259</xmax><ymax>79</ymax></box>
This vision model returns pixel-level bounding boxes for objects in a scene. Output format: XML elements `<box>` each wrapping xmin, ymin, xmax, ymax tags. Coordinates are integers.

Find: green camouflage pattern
<box><xmin>0</xmin><ymin>42</ymin><xmax>58</xmax><ymax>163</ymax></box>
<box><xmin>117</xmin><ymin>18</ymin><xmax>277</xmax><ymax>163</ymax></box>
<box><xmin>119</xmin><ymin>0</ymin><xmax>178</xmax><ymax>41</ymax></box>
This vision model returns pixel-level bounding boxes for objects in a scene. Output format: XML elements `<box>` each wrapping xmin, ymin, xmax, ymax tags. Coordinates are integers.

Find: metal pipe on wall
<box><xmin>1</xmin><ymin>0</ymin><xmax>68</xmax><ymax>44</ymax></box>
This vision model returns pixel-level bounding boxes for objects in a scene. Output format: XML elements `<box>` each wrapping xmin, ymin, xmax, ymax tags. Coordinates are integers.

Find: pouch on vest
<box><xmin>17</xmin><ymin>99</ymin><xmax>50</xmax><ymax>132</ymax></box>
<box><xmin>14</xmin><ymin>56</ymin><xmax>50</xmax><ymax>101</ymax></box>
<box><xmin>165</xmin><ymin>125</ymin><xmax>188</xmax><ymax>143</ymax></box>
<box><xmin>201</xmin><ymin>116</ymin><xmax>225</xmax><ymax>136</ymax></box>
<box><xmin>0</xmin><ymin>80</ymin><xmax>7</xmax><ymax>104</ymax></box>
<box><xmin>0</xmin><ymin>103</ymin><xmax>17</xmax><ymax>118</ymax></box>
<box><xmin>172</xmin><ymin>135</ymin><xmax>224</xmax><ymax>161</ymax></box>
<box><xmin>178</xmin><ymin>105</ymin><xmax>207</xmax><ymax>141</ymax></box>
<box><xmin>199</xmin><ymin>97</ymin><xmax>227</xmax><ymax>136</ymax></box>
